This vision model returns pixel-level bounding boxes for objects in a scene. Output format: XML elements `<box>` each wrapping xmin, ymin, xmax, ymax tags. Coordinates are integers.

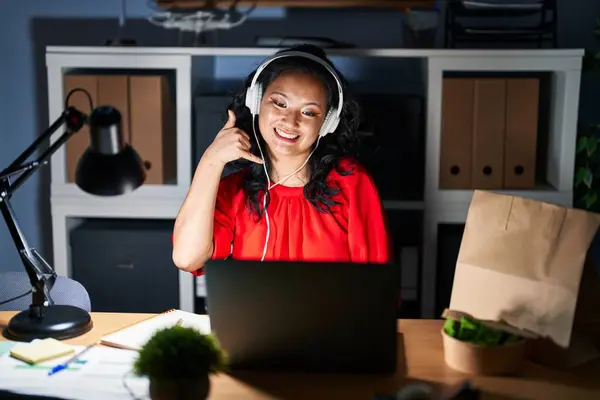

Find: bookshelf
<box><xmin>46</xmin><ymin>46</ymin><xmax>583</xmax><ymax>317</ymax></box>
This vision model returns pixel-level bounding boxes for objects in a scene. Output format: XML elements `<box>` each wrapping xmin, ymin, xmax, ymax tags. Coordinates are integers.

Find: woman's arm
<box><xmin>172</xmin><ymin>158</ymin><xmax>225</xmax><ymax>272</ymax></box>
<box><xmin>172</xmin><ymin>110</ymin><xmax>262</xmax><ymax>273</ymax></box>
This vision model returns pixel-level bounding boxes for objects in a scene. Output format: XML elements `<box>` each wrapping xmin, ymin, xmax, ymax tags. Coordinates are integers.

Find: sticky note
<box><xmin>10</xmin><ymin>338</ymin><xmax>75</xmax><ymax>364</ymax></box>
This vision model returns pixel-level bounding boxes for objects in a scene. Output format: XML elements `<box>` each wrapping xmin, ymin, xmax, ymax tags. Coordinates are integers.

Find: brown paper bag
<box><xmin>449</xmin><ymin>190</ymin><xmax>600</xmax><ymax>368</ymax></box>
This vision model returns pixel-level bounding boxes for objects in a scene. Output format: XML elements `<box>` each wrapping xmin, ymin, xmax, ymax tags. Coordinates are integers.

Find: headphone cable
<box><xmin>251</xmin><ymin>115</ymin><xmax>320</xmax><ymax>261</ymax></box>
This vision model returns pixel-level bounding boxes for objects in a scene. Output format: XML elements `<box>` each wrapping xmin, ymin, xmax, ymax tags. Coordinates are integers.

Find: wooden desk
<box><xmin>1</xmin><ymin>311</ymin><xmax>599</xmax><ymax>399</ymax></box>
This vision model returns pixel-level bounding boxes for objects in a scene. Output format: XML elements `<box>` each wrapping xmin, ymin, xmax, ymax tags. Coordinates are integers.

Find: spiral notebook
<box><xmin>100</xmin><ymin>309</ymin><xmax>211</xmax><ymax>351</ymax></box>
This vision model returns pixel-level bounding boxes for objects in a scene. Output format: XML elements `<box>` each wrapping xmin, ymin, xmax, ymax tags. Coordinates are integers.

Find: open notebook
<box><xmin>101</xmin><ymin>309</ymin><xmax>211</xmax><ymax>351</ymax></box>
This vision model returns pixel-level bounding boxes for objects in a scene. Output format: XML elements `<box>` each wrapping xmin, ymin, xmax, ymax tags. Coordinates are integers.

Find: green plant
<box><xmin>133</xmin><ymin>326</ymin><xmax>228</xmax><ymax>380</ymax></box>
<box><xmin>575</xmin><ymin>124</ymin><xmax>600</xmax><ymax>211</ymax></box>
<box><xmin>443</xmin><ymin>315</ymin><xmax>524</xmax><ymax>346</ymax></box>
<box><xmin>575</xmin><ymin>18</ymin><xmax>600</xmax><ymax>211</ymax></box>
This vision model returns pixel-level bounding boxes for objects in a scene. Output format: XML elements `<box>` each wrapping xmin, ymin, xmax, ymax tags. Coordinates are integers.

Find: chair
<box><xmin>0</xmin><ymin>271</ymin><xmax>91</xmax><ymax>312</ymax></box>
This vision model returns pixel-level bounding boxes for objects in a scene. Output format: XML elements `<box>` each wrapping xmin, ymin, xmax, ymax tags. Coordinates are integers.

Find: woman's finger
<box><xmin>240</xmin><ymin>151</ymin><xmax>264</xmax><ymax>164</ymax></box>
<box><xmin>238</xmin><ymin>135</ymin><xmax>251</xmax><ymax>151</ymax></box>
<box><xmin>234</xmin><ymin>128</ymin><xmax>250</xmax><ymax>142</ymax></box>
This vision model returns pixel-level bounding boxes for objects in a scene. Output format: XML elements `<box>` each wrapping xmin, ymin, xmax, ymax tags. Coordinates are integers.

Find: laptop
<box><xmin>203</xmin><ymin>260</ymin><xmax>399</xmax><ymax>374</ymax></box>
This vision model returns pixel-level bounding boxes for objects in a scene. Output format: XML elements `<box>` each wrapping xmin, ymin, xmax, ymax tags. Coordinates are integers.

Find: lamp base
<box><xmin>4</xmin><ymin>305</ymin><xmax>93</xmax><ymax>342</ymax></box>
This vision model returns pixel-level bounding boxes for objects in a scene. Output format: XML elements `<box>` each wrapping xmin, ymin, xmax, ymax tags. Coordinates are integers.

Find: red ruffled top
<box><xmin>189</xmin><ymin>158</ymin><xmax>392</xmax><ymax>275</ymax></box>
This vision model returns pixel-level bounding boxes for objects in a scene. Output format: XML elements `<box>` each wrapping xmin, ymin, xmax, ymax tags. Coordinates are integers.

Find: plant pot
<box><xmin>441</xmin><ymin>328</ymin><xmax>527</xmax><ymax>376</ymax></box>
<box><xmin>149</xmin><ymin>375</ymin><xmax>210</xmax><ymax>400</ymax></box>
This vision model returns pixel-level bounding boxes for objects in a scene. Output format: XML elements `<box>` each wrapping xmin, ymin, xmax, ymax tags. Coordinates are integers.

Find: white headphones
<box><xmin>242</xmin><ymin>49</ymin><xmax>345</xmax><ymax>261</ymax></box>
<box><xmin>244</xmin><ymin>50</ymin><xmax>345</xmax><ymax>138</ymax></box>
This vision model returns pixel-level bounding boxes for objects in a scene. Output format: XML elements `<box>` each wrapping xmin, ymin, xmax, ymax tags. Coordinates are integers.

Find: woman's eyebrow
<box><xmin>270</xmin><ymin>90</ymin><xmax>322</xmax><ymax>108</ymax></box>
<box><xmin>270</xmin><ymin>91</ymin><xmax>287</xmax><ymax>98</ymax></box>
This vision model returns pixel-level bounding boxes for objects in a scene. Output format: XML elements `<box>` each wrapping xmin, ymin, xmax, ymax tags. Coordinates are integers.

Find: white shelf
<box><xmin>51</xmin><ymin>183</ymin><xmax>187</xmax><ymax>200</ymax></box>
<box><xmin>434</xmin><ymin>188</ymin><xmax>573</xmax><ymax>224</ymax></box>
<box><xmin>51</xmin><ymin>198</ymin><xmax>181</xmax><ymax>220</ymax></box>
<box><xmin>47</xmin><ymin>46</ymin><xmax>583</xmax><ymax>59</ymax></box>
<box><xmin>45</xmin><ymin>46</ymin><xmax>584</xmax><ymax>317</ymax></box>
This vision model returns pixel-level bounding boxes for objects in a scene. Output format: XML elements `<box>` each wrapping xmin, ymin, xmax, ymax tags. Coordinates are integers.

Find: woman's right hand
<box><xmin>203</xmin><ymin>110</ymin><xmax>264</xmax><ymax>165</ymax></box>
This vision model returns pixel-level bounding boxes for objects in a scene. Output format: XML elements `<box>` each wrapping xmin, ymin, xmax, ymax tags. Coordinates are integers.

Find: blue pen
<box><xmin>48</xmin><ymin>342</ymin><xmax>97</xmax><ymax>376</ymax></box>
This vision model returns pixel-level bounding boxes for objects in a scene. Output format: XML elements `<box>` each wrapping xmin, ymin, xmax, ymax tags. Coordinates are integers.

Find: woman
<box><xmin>173</xmin><ymin>44</ymin><xmax>392</xmax><ymax>275</ymax></box>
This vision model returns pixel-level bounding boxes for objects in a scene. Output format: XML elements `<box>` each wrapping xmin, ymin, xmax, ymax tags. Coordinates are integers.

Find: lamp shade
<box><xmin>75</xmin><ymin>106</ymin><xmax>147</xmax><ymax>196</ymax></box>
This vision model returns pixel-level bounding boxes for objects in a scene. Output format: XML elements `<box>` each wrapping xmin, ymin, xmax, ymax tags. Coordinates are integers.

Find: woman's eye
<box><xmin>272</xmin><ymin>100</ymin><xmax>285</xmax><ymax>108</ymax></box>
<box><xmin>303</xmin><ymin>110</ymin><xmax>317</xmax><ymax>117</ymax></box>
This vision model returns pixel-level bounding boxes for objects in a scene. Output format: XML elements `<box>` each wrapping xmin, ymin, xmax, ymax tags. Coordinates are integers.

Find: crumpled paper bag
<box><xmin>449</xmin><ymin>190</ymin><xmax>600</xmax><ymax>361</ymax></box>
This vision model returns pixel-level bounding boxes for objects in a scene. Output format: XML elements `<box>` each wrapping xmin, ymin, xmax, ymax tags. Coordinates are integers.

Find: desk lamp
<box><xmin>0</xmin><ymin>88</ymin><xmax>147</xmax><ymax>341</ymax></box>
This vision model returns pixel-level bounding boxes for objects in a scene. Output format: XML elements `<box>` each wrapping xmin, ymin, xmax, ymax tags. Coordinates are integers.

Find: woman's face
<box><xmin>258</xmin><ymin>71</ymin><xmax>328</xmax><ymax>159</ymax></box>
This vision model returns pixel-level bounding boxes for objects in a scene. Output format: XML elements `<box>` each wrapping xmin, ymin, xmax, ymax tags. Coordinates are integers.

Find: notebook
<box><xmin>100</xmin><ymin>309</ymin><xmax>211</xmax><ymax>351</ymax></box>
<box><xmin>10</xmin><ymin>338</ymin><xmax>75</xmax><ymax>364</ymax></box>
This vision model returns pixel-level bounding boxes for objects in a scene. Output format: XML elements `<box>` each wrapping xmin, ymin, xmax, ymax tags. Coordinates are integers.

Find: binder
<box><xmin>504</xmin><ymin>78</ymin><xmax>539</xmax><ymax>189</ymax></box>
<box><xmin>439</xmin><ymin>78</ymin><xmax>475</xmax><ymax>189</ymax></box>
<box><xmin>129</xmin><ymin>76</ymin><xmax>177</xmax><ymax>185</ymax></box>
<box><xmin>471</xmin><ymin>79</ymin><xmax>506</xmax><ymax>189</ymax></box>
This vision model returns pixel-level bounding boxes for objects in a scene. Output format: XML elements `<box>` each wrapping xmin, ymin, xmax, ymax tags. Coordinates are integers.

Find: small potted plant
<box><xmin>133</xmin><ymin>325</ymin><xmax>228</xmax><ymax>400</ymax></box>
<box><xmin>440</xmin><ymin>309</ymin><xmax>537</xmax><ymax>376</ymax></box>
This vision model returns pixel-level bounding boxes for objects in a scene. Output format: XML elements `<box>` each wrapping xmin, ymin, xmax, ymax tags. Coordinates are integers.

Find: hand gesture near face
<box><xmin>204</xmin><ymin>110</ymin><xmax>264</xmax><ymax>165</ymax></box>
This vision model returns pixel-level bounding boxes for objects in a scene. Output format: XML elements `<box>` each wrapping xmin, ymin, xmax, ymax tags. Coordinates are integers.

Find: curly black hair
<box><xmin>227</xmin><ymin>44</ymin><xmax>362</xmax><ymax>218</ymax></box>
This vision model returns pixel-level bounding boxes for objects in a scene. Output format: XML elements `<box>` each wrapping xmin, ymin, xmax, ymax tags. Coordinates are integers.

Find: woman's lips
<box><xmin>274</xmin><ymin>127</ymin><xmax>300</xmax><ymax>143</ymax></box>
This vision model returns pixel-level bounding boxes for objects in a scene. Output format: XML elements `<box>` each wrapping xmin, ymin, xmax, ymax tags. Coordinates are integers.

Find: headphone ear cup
<box><xmin>253</xmin><ymin>82</ymin><xmax>263</xmax><ymax>115</ymax></box>
<box><xmin>328</xmin><ymin>114</ymin><xmax>340</xmax><ymax>134</ymax></box>
<box><xmin>319</xmin><ymin>108</ymin><xmax>340</xmax><ymax>137</ymax></box>
<box><xmin>244</xmin><ymin>86</ymin><xmax>255</xmax><ymax>114</ymax></box>
<box><xmin>245</xmin><ymin>82</ymin><xmax>263</xmax><ymax>115</ymax></box>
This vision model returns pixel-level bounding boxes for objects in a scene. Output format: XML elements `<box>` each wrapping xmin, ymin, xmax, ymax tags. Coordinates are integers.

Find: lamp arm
<box><xmin>0</xmin><ymin>107</ymin><xmax>87</xmax><ymax>198</ymax></box>
<box><xmin>0</xmin><ymin>106</ymin><xmax>87</xmax><ymax>317</ymax></box>
<box><xmin>0</xmin><ymin>199</ymin><xmax>55</xmax><ymax>313</ymax></box>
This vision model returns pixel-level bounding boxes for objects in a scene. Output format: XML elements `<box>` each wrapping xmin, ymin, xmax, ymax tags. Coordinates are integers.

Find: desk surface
<box><xmin>1</xmin><ymin>311</ymin><xmax>599</xmax><ymax>399</ymax></box>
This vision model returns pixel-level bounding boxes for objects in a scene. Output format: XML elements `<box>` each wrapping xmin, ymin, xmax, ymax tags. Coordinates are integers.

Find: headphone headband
<box><xmin>245</xmin><ymin>50</ymin><xmax>344</xmax><ymax>137</ymax></box>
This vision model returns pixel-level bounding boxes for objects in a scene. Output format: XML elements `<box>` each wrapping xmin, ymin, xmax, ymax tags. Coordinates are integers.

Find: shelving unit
<box><xmin>45</xmin><ymin>46</ymin><xmax>583</xmax><ymax>318</ymax></box>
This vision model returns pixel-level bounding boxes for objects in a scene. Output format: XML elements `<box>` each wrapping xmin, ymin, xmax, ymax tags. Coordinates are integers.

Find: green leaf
<box><xmin>444</xmin><ymin>319</ymin><xmax>458</xmax><ymax>337</ymax></box>
<box><xmin>457</xmin><ymin>316</ymin><xmax>479</xmax><ymax>341</ymax></box>
<box><xmin>586</xmin><ymin>191</ymin><xmax>598</xmax><ymax>209</ymax></box>
<box><xmin>577</xmin><ymin>136</ymin><xmax>588</xmax><ymax>154</ymax></box>
<box><xmin>584</xmin><ymin>167</ymin><xmax>594</xmax><ymax>188</ymax></box>
<box><xmin>587</xmin><ymin>137</ymin><xmax>598</xmax><ymax>156</ymax></box>
<box><xmin>575</xmin><ymin>167</ymin><xmax>593</xmax><ymax>187</ymax></box>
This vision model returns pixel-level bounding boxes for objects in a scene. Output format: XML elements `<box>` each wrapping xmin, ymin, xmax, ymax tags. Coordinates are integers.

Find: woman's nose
<box><xmin>282</xmin><ymin>109</ymin><xmax>301</xmax><ymax>127</ymax></box>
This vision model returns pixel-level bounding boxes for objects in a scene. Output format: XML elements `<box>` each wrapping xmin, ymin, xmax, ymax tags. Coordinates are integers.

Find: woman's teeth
<box><xmin>275</xmin><ymin>128</ymin><xmax>299</xmax><ymax>140</ymax></box>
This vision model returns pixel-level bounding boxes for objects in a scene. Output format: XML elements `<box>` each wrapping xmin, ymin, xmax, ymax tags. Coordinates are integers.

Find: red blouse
<box><xmin>192</xmin><ymin>158</ymin><xmax>392</xmax><ymax>276</ymax></box>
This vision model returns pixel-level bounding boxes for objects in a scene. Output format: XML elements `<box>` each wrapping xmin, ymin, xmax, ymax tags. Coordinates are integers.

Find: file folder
<box><xmin>504</xmin><ymin>78</ymin><xmax>539</xmax><ymax>189</ymax></box>
<box><xmin>440</xmin><ymin>78</ymin><xmax>474</xmax><ymax>189</ymax></box>
<box><xmin>472</xmin><ymin>78</ymin><xmax>506</xmax><ymax>189</ymax></box>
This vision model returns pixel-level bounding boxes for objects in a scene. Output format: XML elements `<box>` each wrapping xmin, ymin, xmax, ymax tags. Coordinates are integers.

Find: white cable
<box><xmin>251</xmin><ymin>116</ymin><xmax>320</xmax><ymax>261</ymax></box>
<box><xmin>251</xmin><ymin>115</ymin><xmax>271</xmax><ymax>261</ymax></box>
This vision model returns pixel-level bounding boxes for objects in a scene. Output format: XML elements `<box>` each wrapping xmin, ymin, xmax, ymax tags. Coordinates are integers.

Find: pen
<box><xmin>48</xmin><ymin>342</ymin><xmax>98</xmax><ymax>376</ymax></box>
